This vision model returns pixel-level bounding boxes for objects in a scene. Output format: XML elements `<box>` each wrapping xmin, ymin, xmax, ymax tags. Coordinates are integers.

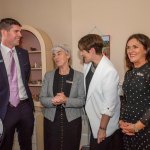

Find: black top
<box><xmin>121</xmin><ymin>62</ymin><xmax>150</xmax><ymax>126</ymax></box>
<box><xmin>53</xmin><ymin>67</ymin><xmax>74</xmax><ymax>97</ymax></box>
<box><xmin>85</xmin><ymin>64</ymin><xmax>95</xmax><ymax>98</ymax></box>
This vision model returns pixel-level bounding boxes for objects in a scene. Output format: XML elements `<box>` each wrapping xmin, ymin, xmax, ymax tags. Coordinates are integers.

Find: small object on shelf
<box><xmin>29</xmin><ymin>80</ymin><xmax>42</xmax><ymax>85</ymax></box>
<box><xmin>31</xmin><ymin>62</ymin><xmax>39</xmax><ymax>68</ymax></box>
<box><xmin>30</xmin><ymin>80</ymin><xmax>37</xmax><ymax>84</ymax></box>
<box><xmin>31</xmin><ymin>65</ymin><xmax>35</xmax><ymax>68</ymax></box>
<box><xmin>30</xmin><ymin>81</ymin><xmax>36</xmax><ymax>85</ymax></box>
<box><xmin>32</xmin><ymin>94</ymin><xmax>39</xmax><ymax>101</ymax></box>
<box><xmin>30</xmin><ymin>47</ymin><xmax>37</xmax><ymax>51</ymax></box>
<box><xmin>34</xmin><ymin>62</ymin><xmax>37</xmax><ymax>68</ymax></box>
<box><xmin>37</xmin><ymin>80</ymin><xmax>42</xmax><ymax>85</ymax></box>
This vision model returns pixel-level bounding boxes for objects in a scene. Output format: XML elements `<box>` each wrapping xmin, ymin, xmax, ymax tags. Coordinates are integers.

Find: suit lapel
<box><xmin>86</xmin><ymin>56</ymin><xmax>106</xmax><ymax>101</ymax></box>
<box><xmin>0</xmin><ymin>50</ymin><xmax>9</xmax><ymax>84</ymax></box>
<box><xmin>16</xmin><ymin>47</ymin><xmax>22</xmax><ymax>65</ymax></box>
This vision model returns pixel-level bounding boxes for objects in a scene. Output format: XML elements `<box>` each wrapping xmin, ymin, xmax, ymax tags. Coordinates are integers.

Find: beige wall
<box><xmin>0</xmin><ymin>4</ymin><xmax>4</xmax><ymax>18</ymax></box>
<box><xmin>1</xmin><ymin>0</ymin><xmax>150</xmax><ymax>81</ymax></box>
<box><xmin>72</xmin><ymin>0</ymin><xmax>150</xmax><ymax>82</ymax></box>
<box><xmin>1</xmin><ymin>0</ymin><xmax>72</xmax><ymax>46</ymax></box>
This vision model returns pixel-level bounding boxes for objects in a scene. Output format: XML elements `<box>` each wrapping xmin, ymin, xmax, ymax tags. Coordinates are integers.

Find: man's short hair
<box><xmin>0</xmin><ymin>18</ymin><xmax>21</xmax><ymax>31</ymax></box>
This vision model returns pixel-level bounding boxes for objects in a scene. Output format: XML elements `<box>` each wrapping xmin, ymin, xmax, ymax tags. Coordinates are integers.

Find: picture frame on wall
<box><xmin>101</xmin><ymin>35</ymin><xmax>110</xmax><ymax>59</ymax></box>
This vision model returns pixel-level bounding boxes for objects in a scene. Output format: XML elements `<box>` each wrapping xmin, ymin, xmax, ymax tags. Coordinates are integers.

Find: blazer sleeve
<box><xmin>101</xmin><ymin>68</ymin><xmax>120</xmax><ymax>117</ymax></box>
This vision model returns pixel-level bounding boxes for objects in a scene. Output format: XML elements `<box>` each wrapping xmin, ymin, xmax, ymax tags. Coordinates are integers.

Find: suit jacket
<box><xmin>0</xmin><ymin>47</ymin><xmax>34</xmax><ymax>120</ymax></box>
<box><xmin>84</xmin><ymin>55</ymin><xmax>120</xmax><ymax>138</ymax></box>
<box><xmin>40</xmin><ymin>69</ymin><xmax>85</xmax><ymax>122</ymax></box>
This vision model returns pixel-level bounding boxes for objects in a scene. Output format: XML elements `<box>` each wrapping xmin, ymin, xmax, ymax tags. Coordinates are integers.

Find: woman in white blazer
<box><xmin>78</xmin><ymin>34</ymin><xmax>122</xmax><ymax>150</ymax></box>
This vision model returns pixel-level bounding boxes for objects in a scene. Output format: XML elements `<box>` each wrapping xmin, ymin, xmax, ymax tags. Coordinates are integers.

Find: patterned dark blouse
<box><xmin>121</xmin><ymin>62</ymin><xmax>150</xmax><ymax>125</ymax></box>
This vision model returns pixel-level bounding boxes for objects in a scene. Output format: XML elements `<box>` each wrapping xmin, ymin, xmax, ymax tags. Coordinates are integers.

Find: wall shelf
<box><xmin>28</xmin><ymin>50</ymin><xmax>41</xmax><ymax>54</ymax></box>
<box><xmin>31</xmin><ymin>68</ymin><xmax>42</xmax><ymax>70</ymax></box>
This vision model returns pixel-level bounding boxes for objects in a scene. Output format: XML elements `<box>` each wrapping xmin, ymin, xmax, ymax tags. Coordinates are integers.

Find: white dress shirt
<box><xmin>1</xmin><ymin>43</ymin><xmax>28</xmax><ymax>101</ymax></box>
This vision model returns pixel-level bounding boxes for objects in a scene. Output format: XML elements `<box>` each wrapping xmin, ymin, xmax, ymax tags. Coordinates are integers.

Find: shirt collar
<box><xmin>1</xmin><ymin>43</ymin><xmax>16</xmax><ymax>54</ymax></box>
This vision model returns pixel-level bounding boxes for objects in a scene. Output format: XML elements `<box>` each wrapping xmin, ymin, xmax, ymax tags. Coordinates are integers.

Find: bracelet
<box><xmin>99</xmin><ymin>127</ymin><xmax>106</xmax><ymax>130</ymax></box>
<box><xmin>133</xmin><ymin>124</ymin><xmax>139</xmax><ymax>133</ymax></box>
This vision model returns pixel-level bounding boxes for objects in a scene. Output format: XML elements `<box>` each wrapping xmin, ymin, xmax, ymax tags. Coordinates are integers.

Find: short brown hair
<box><xmin>78</xmin><ymin>34</ymin><xmax>103</xmax><ymax>55</ymax></box>
<box><xmin>0</xmin><ymin>18</ymin><xmax>21</xmax><ymax>31</ymax></box>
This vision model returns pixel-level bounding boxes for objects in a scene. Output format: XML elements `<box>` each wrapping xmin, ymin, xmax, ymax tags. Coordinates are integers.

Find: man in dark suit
<box><xmin>0</xmin><ymin>18</ymin><xmax>34</xmax><ymax>150</ymax></box>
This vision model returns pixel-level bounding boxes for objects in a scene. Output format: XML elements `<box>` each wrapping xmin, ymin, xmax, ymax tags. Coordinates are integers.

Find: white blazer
<box><xmin>84</xmin><ymin>55</ymin><xmax>120</xmax><ymax>138</ymax></box>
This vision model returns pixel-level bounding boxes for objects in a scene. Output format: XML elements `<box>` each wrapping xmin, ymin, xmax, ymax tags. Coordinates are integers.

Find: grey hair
<box><xmin>51</xmin><ymin>44</ymin><xmax>71</xmax><ymax>54</ymax></box>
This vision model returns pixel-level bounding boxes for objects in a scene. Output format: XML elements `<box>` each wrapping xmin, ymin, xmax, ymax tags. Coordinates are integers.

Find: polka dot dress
<box><xmin>121</xmin><ymin>62</ymin><xmax>150</xmax><ymax>150</ymax></box>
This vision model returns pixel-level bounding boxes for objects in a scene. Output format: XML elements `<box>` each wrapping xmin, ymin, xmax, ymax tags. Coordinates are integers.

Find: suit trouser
<box><xmin>0</xmin><ymin>100</ymin><xmax>34</xmax><ymax>150</ymax></box>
